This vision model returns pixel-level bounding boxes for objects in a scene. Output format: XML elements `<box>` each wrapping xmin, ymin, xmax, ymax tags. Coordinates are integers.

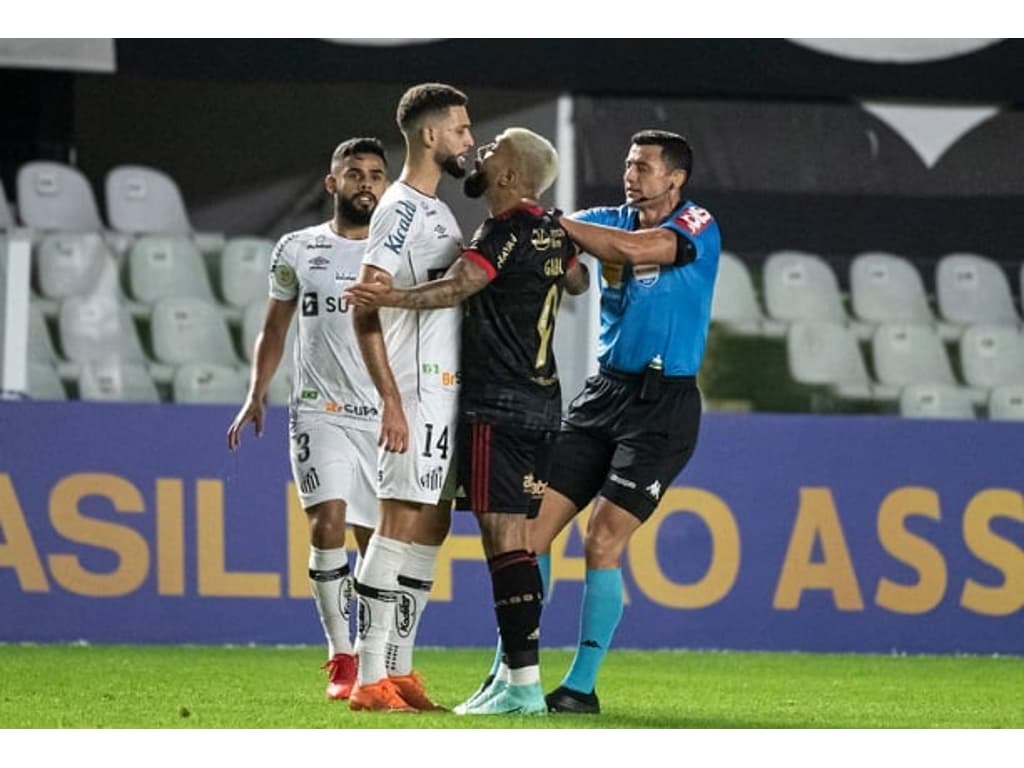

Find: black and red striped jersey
<box><xmin>460</xmin><ymin>204</ymin><xmax>577</xmax><ymax>431</ymax></box>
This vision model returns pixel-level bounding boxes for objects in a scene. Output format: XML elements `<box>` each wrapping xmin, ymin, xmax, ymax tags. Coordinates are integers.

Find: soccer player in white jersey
<box><xmin>227</xmin><ymin>137</ymin><xmax>388</xmax><ymax>702</ymax></box>
<box><xmin>349</xmin><ymin>83</ymin><xmax>474</xmax><ymax>712</ymax></box>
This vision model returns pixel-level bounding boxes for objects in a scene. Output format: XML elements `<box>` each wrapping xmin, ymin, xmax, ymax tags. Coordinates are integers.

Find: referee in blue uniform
<box><xmin>531</xmin><ymin>130</ymin><xmax>721</xmax><ymax>713</ymax></box>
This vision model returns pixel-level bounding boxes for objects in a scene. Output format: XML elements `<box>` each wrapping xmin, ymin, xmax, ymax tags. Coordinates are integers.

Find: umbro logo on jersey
<box><xmin>385</xmin><ymin>199</ymin><xmax>417</xmax><ymax>255</ymax></box>
<box><xmin>675</xmin><ymin>205</ymin><xmax>712</xmax><ymax>235</ymax></box>
<box><xmin>305</xmin><ymin>235</ymin><xmax>332</xmax><ymax>250</ymax></box>
<box><xmin>308</xmin><ymin>255</ymin><xmax>330</xmax><ymax>270</ymax></box>
<box><xmin>434</xmin><ymin>224</ymin><xmax>449</xmax><ymax>239</ymax></box>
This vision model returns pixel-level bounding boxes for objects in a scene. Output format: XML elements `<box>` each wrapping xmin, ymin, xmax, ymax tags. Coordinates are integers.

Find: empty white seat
<box><xmin>35</xmin><ymin>232</ymin><xmax>113</xmax><ymax>300</ymax></box>
<box><xmin>27</xmin><ymin>301</ymin><xmax>60</xmax><ymax>365</ymax></box>
<box><xmin>16</xmin><ymin>161</ymin><xmax>104</xmax><ymax>232</ymax></box>
<box><xmin>219</xmin><ymin>237</ymin><xmax>275</xmax><ymax>309</ymax></box>
<box><xmin>899</xmin><ymin>384</ymin><xmax>976</xmax><ymax>420</ymax></box>
<box><xmin>872</xmin><ymin>323</ymin><xmax>956</xmax><ymax>388</ymax></box>
<box><xmin>173</xmin><ymin>362</ymin><xmax>246</xmax><ymax>404</ymax></box>
<box><xmin>936</xmin><ymin>253</ymin><xmax>1019</xmax><ymax>328</ymax></box>
<box><xmin>960</xmin><ymin>325</ymin><xmax>1024</xmax><ymax>390</ymax></box>
<box><xmin>988</xmin><ymin>385</ymin><xmax>1024</xmax><ymax>421</ymax></box>
<box><xmin>78</xmin><ymin>362</ymin><xmax>160</xmax><ymax>402</ymax></box>
<box><xmin>786</xmin><ymin>322</ymin><xmax>882</xmax><ymax>400</ymax></box>
<box><xmin>26</xmin><ymin>362</ymin><xmax>67</xmax><ymax>400</ymax></box>
<box><xmin>105</xmin><ymin>164</ymin><xmax>224</xmax><ymax>256</ymax></box>
<box><xmin>711</xmin><ymin>252</ymin><xmax>785</xmax><ymax>337</ymax></box>
<box><xmin>58</xmin><ymin>296</ymin><xmax>148</xmax><ymax>367</ymax></box>
<box><xmin>764</xmin><ymin>250</ymin><xmax>871</xmax><ymax>339</ymax></box>
<box><xmin>105</xmin><ymin>164</ymin><xmax>191</xmax><ymax>235</ymax></box>
<box><xmin>235</xmin><ymin>363</ymin><xmax>291</xmax><ymax>406</ymax></box>
<box><xmin>127</xmin><ymin>235</ymin><xmax>215</xmax><ymax>304</ymax></box>
<box><xmin>150</xmin><ymin>297</ymin><xmax>237</xmax><ymax>367</ymax></box>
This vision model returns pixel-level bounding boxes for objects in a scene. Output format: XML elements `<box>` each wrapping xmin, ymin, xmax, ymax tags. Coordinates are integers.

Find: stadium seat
<box><xmin>987</xmin><ymin>385</ymin><xmax>1024</xmax><ymax>421</ymax></box>
<box><xmin>850</xmin><ymin>252</ymin><xmax>958</xmax><ymax>341</ymax></box>
<box><xmin>58</xmin><ymin>295</ymin><xmax>149</xmax><ymax>369</ymax></box>
<box><xmin>16</xmin><ymin>161</ymin><xmax>104</xmax><ymax>232</ymax></box>
<box><xmin>899</xmin><ymin>383</ymin><xmax>976</xmax><ymax>420</ymax></box>
<box><xmin>786</xmin><ymin>321</ymin><xmax>886</xmax><ymax>400</ymax></box>
<box><xmin>27</xmin><ymin>300</ymin><xmax>61</xmax><ymax>366</ymax></box>
<box><xmin>172</xmin><ymin>362</ymin><xmax>246</xmax><ymax>404</ymax></box>
<box><xmin>872</xmin><ymin>323</ymin><xmax>957</xmax><ymax>389</ymax></box>
<box><xmin>219</xmin><ymin>236</ymin><xmax>275</xmax><ymax>309</ymax></box>
<box><xmin>936</xmin><ymin>253</ymin><xmax>1019</xmax><ymax>330</ymax></box>
<box><xmin>105</xmin><ymin>164</ymin><xmax>224</xmax><ymax>254</ymax></box>
<box><xmin>78</xmin><ymin>362</ymin><xmax>161</xmax><ymax>403</ymax></box>
<box><xmin>711</xmin><ymin>251</ymin><xmax>785</xmax><ymax>338</ymax></box>
<box><xmin>26</xmin><ymin>362</ymin><xmax>68</xmax><ymax>401</ymax></box>
<box><xmin>763</xmin><ymin>250</ymin><xmax>872</xmax><ymax>339</ymax></box>
<box><xmin>35</xmin><ymin>232</ymin><xmax>113</xmax><ymax>301</ymax></box>
<box><xmin>234</xmin><ymin>363</ymin><xmax>291</xmax><ymax>406</ymax></box>
<box><xmin>127</xmin><ymin>235</ymin><xmax>216</xmax><ymax>304</ymax></box>
<box><xmin>150</xmin><ymin>297</ymin><xmax>238</xmax><ymax>367</ymax></box>
<box><xmin>959</xmin><ymin>324</ymin><xmax>1024</xmax><ymax>391</ymax></box>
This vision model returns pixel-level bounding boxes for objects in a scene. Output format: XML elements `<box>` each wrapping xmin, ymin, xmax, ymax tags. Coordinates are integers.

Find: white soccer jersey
<box><xmin>363</xmin><ymin>182</ymin><xmax>462</xmax><ymax>401</ymax></box>
<box><xmin>268</xmin><ymin>222</ymin><xmax>379</xmax><ymax>431</ymax></box>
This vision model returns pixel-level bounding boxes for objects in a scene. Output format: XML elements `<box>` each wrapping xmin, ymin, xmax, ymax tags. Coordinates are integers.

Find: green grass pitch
<box><xmin>1</xmin><ymin>645</ymin><xmax>1021</xmax><ymax>728</ymax></box>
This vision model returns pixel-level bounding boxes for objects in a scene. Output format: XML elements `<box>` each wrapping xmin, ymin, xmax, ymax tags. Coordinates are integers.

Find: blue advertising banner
<box><xmin>1</xmin><ymin>402</ymin><xmax>1021</xmax><ymax>653</ymax></box>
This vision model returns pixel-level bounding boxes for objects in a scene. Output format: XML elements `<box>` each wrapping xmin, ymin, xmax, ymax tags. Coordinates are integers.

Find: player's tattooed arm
<box><xmin>344</xmin><ymin>255</ymin><xmax>492</xmax><ymax>310</ymax></box>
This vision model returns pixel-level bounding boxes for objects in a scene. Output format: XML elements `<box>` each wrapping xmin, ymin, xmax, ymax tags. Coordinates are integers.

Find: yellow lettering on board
<box><xmin>874</xmin><ymin>487</ymin><xmax>946</xmax><ymax>614</ymax></box>
<box><xmin>0</xmin><ymin>473</ymin><xmax>49</xmax><ymax>592</ymax></box>
<box><xmin>197</xmin><ymin>479</ymin><xmax>279</xmax><ymax>597</ymax></box>
<box><xmin>773</xmin><ymin>487</ymin><xmax>864</xmax><ymax>611</ymax></box>
<box><xmin>629</xmin><ymin>488</ymin><xmax>740</xmax><ymax>608</ymax></box>
<box><xmin>960</xmin><ymin>489</ymin><xmax>1024</xmax><ymax>616</ymax></box>
<box><xmin>48</xmin><ymin>473</ymin><xmax>149</xmax><ymax>597</ymax></box>
<box><xmin>156</xmin><ymin>478</ymin><xmax>185</xmax><ymax>596</ymax></box>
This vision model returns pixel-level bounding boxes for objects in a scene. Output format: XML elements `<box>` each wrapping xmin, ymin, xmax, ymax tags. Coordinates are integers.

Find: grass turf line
<box><xmin>1</xmin><ymin>645</ymin><xmax>1021</xmax><ymax>728</ymax></box>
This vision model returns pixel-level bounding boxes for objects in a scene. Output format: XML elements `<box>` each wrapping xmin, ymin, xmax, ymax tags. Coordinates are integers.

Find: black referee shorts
<box><xmin>457</xmin><ymin>419</ymin><xmax>557</xmax><ymax>517</ymax></box>
<box><xmin>547</xmin><ymin>367</ymin><xmax>701</xmax><ymax>522</ymax></box>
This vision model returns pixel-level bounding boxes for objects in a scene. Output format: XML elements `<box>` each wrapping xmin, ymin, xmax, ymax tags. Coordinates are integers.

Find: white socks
<box><xmin>308</xmin><ymin>546</ymin><xmax>353</xmax><ymax>657</ymax></box>
<box><xmin>386</xmin><ymin>542</ymin><xmax>440</xmax><ymax>677</ymax></box>
<box><xmin>354</xmin><ymin>535</ymin><xmax>409</xmax><ymax>685</ymax></box>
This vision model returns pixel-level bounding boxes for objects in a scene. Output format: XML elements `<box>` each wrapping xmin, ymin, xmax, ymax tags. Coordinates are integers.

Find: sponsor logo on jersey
<box><xmin>496</xmin><ymin>232</ymin><xmax>517</xmax><ymax>269</ymax></box>
<box><xmin>522</xmin><ymin>472</ymin><xmax>548</xmax><ymax>499</ymax></box>
<box><xmin>384</xmin><ymin>199</ymin><xmax>417</xmax><ymax>255</ymax></box>
<box><xmin>305</xmin><ymin>235</ymin><xmax>332</xmax><ymax>250</ymax></box>
<box><xmin>674</xmin><ymin>205</ymin><xmax>712</xmax><ymax>236</ymax></box>
<box><xmin>300</xmin><ymin>467</ymin><xmax>320</xmax><ymax>495</ymax></box>
<box><xmin>301</xmin><ymin>389</ymin><xmax>319</xmax><ymax>400</ymax></box>
<box><xmin>334</xmin><ymin>271</ymin><xmax>358</xmax><ymax>283</ymax></box>
<box><xmin>646</xmin><ymin>479</ymin><xmax>662</xmax><ymax>499</ymax></box>
<box><xmin>634</xmin><ymin>264</ymin><xmax>660</xmax><ymax>287</ymax></box>
<box><xmin>531</xmin><ymin>226</ymin><xmax>565</xmax><ymax>252</ymax></box>
<box><xmin>357</xmin><ymin>598</ymin><xmax>369</xmax><ymax>639</ymax></box>
<box><xmin>301</xmin><ymin>292</ymin><xmax>319</xmax><ymax>316</ymax></box>
<box><xmin>300</xmin><ymin>292</ymin><xmax>350</xmax><ymax>316</ymax></box>
<box><xmin>544</xmin><ymin>257</ymin><xmax>565</xmax><ymax>277</ymax></box>
<box><xmin>434</xmin><ymin>224</ymin><xmax>450</xmax><ymax>239</ymax></box>
<box><xmin>307</xmin><ymin>255</ymin><xmax>330</xmax><ymax>270</ymax></box>
<box><xmin>324</xmin><ymin>400</ymin><xmax>379</xmax><ymax>418</ymax></box>
<box><xmin>418</xmin><ymin>466</ymin><xmax>445</xmax><ymax>491</ymax></box>
<box><xmin>421</xmin><ymin>362</ymin><xmax>460</xmax><ymax>387</ymax></box>
<box><xmin>394</xmin><ymin>591</ymin><xmax>416</xmax><ymax>638</ymax></box>
<box><xmin>272</xmin><ymin>263</ymin><xmax>296</xmax><ymax>289</ymax></box>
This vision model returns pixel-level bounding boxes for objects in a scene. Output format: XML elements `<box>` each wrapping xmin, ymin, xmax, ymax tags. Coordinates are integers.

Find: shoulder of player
<box><xmin>666</xmin><ymin>200</ymin><xmax>718</xmax><ymax>239</ymax></box>
<box><xmin>273</xmin><ymin>223</ymin><xmax>329</xmax><ymax>253</ymax></box>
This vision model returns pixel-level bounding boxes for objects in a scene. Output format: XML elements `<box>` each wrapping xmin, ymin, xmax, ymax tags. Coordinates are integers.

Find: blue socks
<box><xmin>562</xmin><ymin>567</ymin><xmax>623</xmax><ymax>694</ymax></box>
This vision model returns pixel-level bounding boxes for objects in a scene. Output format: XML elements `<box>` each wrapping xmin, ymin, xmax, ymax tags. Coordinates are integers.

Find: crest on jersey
<box><xmin>272</xmin><ymin>263</ymin><xmax>296</xmax><ymax>289</ymax></box>
<box><xmin>633</xmin><ymin>264</ymin><xmax>660</xmax><ymax>287</ymax></box>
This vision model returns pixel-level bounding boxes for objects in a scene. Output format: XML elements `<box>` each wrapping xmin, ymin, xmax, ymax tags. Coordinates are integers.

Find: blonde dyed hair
<box><xmin>501</xmin><ymin>127</ymin><xmax>558</xmax><ymax>196</ymax></box>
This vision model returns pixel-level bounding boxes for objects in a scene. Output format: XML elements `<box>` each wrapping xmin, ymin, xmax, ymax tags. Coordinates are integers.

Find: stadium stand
<box><xmin>936</xmin><ymin>253</ymin><xmax>1020</xmax><ymax>330</ymax></box>
<box><xmin>218</xmin><ymin>236</ymin><xmax>275</xmax><ymax>310</ymax></box>
<box><xmin>172</xmin><ymin>362</ymin><xmax>247</xmax><ymax>404</ymax></box>
<box><xmin>16</xmin><ymin>161</ymin><xmax>104</xmax><ymax>233</ymax></box>
<box><xmin>899</xmin><ymin>383</ymin><xmax>977</xmax><ymax>420</ymax></box>
<box><xmin>0</xmin><ymin>178</ymin><xmax>13</xmax><ymax>229</ymax></box>
<box><xmin>150</xmin><ymin>296</ymin><xmax>238</xmax><ymax>369</ymax></box>
<box><xmin>987</xmin><ymin>384</ymin><xmax>1024</xmax><ymax>421</ymax></box>
<box><xmin>959</xmin><ymin>324</ymin><xmax>1024</xmax><ymax>391</ymax></box>
<box><xmin>126</xmin><ymin>235</ymin><xmax>217</xmax><ymax>305</ymax></box>
<box><xmin>711</xmin><ymin>251</ymin><xmax>785</xmax><ymax>338</ymax></box>
<box><xmin>78</xmin><ymin>362</ymin><xmax>161</xmax><ymax>403</ymax></box>
<box><xmin>786</xmin><ymin>321</ymin><xmax>885</xmax><ymax>402</ymax></box>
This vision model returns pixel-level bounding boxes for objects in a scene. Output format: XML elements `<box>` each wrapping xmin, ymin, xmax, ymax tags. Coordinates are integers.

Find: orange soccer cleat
<box><xmin>321</xmin><ymin>653</ymin><xmax>358</xmax><ymax>700</ymax></box>
<box><xmin>389</xmin><ymin>671</ymin><xmax>447</xmax><ymax>712</ymax></box>
<box><xmin>348</xmin><ymin>678</ymin><xmax>417</xmax><ymax>713</ymax></box>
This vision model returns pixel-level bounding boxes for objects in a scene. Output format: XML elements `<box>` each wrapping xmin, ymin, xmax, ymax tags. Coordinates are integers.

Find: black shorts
<box><xmin>547</xmin><ymin>367</ymin><xmax>701</xmax><ymax>522</ymax></box>
<box><xmin>457</xmin><ymin>419</ymin><xmax>557</xmax><ymax>516</ymax></box>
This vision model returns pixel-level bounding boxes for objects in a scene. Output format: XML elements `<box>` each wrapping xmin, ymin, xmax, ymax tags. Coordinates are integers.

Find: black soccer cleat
<box><xmin>545</xmin><ymin>685</ymin><xmax>600</xmax><ymax>714</ymax></box>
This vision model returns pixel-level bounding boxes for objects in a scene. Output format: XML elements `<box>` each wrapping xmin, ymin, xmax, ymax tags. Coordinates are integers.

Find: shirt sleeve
<box><xmin>570</xmin><ymin>206</ymin><xmax>621</xmax><ymax>226</ymax></box>
<box><xmin>362</xmin><ymin>196</ymin><xmax>420</xmax><ymax>277</ymax></box>
<box><xmin>463</xmin><ymin>217</ymin><xmax>516</xmax><ymax>280</ymax></box>
<box><xmin>661</xmin><ymin>203</ymin><xmax>720</xmax><ymax>265</ymax></box>
<box><xmin>268</xmin><ymin>232</ymin><xmax>300</xmax><ymax>300</ymax></box>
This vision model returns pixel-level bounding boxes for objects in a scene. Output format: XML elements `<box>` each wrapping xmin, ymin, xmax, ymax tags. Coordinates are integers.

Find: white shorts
<box><xmin>378</xmin><ymin>395</ymin><xmax>459</xmax><ymax>505</ymax></box>
<box><xmin>289</xmin><ymin>416</ymin><xmax>379</xmax><ymax>529</ymax></box>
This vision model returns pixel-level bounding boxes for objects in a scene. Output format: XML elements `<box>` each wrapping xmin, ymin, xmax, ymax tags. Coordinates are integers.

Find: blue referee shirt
<box><xmin>573</xmin><ymin>200</ymin><xmax>721</xmax><ymax>376</ymax></box>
